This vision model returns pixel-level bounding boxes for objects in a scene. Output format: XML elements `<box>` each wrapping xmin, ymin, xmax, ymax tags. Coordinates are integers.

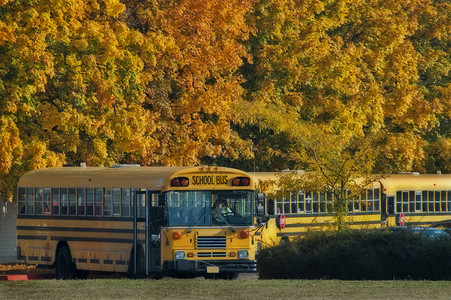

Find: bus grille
<box><xmin>198</xmin><ymin>252</ymin><xmax>227</xmax><ymax>258</ymax></box>
<box><xmin>197</xmin><ymin>236</ymin><xmax>226</xmax><ymax>249</ymax></box>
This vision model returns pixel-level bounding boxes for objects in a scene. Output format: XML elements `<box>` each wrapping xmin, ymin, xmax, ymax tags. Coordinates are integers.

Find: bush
<box><xmin>257</xmin><ymin>230</ymin><xmax>451</xmax><ymax>280</ymax></box>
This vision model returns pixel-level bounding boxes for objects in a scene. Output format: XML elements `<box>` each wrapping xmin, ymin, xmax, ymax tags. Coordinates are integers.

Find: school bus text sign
<box><xmin>191</xmin><ymin>175</ymin><xmax>228</xmax><ymax>186</ymax></box>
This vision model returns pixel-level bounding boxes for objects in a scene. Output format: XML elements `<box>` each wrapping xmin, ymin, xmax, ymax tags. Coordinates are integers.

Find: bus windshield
<box><xmin>166</xmin><ymin>190</ymin><xmax>253</xmax><ymax>226</ymax></box>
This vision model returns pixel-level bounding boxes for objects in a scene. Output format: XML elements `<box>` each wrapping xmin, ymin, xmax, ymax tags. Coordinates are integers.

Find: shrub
<box><xmin>257</xmin><ymin>230</ymin><xmax>451</xmax><ymax>280</ymax></box>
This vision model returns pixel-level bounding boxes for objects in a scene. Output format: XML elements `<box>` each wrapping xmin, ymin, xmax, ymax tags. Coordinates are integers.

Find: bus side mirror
<box><xmin>256</xmin><ymin>193</ymin><xmax>265</xmax><ymax>217</ymax></box>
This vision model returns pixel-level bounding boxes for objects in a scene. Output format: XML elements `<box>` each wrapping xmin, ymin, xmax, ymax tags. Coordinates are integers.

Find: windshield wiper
<box><xmin>187</xmin><ymin>208</ymin><xmax>208</xmax><ymax>233</ymax></box>
<box><xmin>217</xmin><ymin>213</ymin><xmax>235</xmax><ymax>233</ymax></box>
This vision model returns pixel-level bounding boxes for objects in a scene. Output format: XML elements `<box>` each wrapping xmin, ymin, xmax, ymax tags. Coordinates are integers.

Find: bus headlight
<box><xmin>238</xmin><ymin>250</ymin><xmax>248</xmax><ymax>259</ymax></box>
<box><xmin>175</xmin><ymin>251</ymin><xmax>185</xmax><ymax>260</ymax></box>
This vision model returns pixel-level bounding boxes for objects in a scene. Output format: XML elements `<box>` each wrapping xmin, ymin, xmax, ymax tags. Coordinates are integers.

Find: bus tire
<box><xmin>56</xmin><ymin>245</ymin><xmax>75</xmax><ymax>280</ymax></box>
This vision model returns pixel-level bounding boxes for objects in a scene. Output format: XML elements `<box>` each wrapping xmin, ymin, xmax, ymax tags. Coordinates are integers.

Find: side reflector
<box><xmin>173</xmin><ymin>231</ymin><xmax>182</xmax><ymax>239</ymax></box>
<box><xmin>240</xmin><ymin>230</ymin><xmax>250</xmax><ymax>239</ymax></box>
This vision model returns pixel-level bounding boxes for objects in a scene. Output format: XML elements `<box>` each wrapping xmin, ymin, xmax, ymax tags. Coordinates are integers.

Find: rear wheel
<box><xmin>56</xmin><ymin>245</ymin><xmax>75</xmax><ymax>280</ymax></box>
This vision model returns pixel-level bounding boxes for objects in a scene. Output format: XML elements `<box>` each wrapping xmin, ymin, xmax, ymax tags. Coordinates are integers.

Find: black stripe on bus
<box><xmin>90</xmin><ymin>259</ymin><xmax>99</xmax><ymax>264</ymax></box>
<box><xmin>104</xmin><ymin>260</ymin><xmax>113</xmax><ymax>265</ymax></box>
<box><xmin>283</xmin><ymin>220</ymin><xmax>383</xmax><ymax>228</ymax></box>
<box><xmin>406</xmin><ymin>220</ymin><xmax>451</xmax><ymax>227</ymax></box>
<box><xmin>50</xmin><ymin>236</ymin><xmax>142</xmax><ymax>244</ymax></box>
<box><xmin>269</xmin><ymin>212</ymin><xmax>381</xmax><ymax>218</ymax></box>
<box><xmin>18</xmin><ymin>215</ymin><xmax>145</xmax><ymax>222</ymax></box>
<box><xmin>396</xmin><ymin>213</ymin><xmax>451</xmax><ymax>217</ymax></box>
<box><xmin>17</xmin><ymin>226</ymin><xmax>139</xmax><ymax>234</ymax></box>
<box><xmin>17</xmin><ymin>235</ymin><xmax>47</xmax><ymax>240</ymax></box>
<box><xmin>78</xmin><ymin>258</ymin><xmax>88</xmax><ymax>263</ymax></box>
<box><xmin>18</xmin><ymin>234</ymin><xmax>145</xmax><ymax>244</ymax></box>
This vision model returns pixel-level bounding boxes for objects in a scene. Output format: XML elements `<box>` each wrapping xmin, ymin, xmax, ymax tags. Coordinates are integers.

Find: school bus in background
<box><xmin>251</xmin><ymin>172</ymin><xmax>451</xmax><ymax>244</ymax></box>
<box><xmin>17</xmin><ymin>165</ymin><xmax>266</xmax><ymax>279</ymax></box>
<box><xmin>380</xmin><ymin>173</ymin><xmax>451</xmax><ymax>229</ymax></box>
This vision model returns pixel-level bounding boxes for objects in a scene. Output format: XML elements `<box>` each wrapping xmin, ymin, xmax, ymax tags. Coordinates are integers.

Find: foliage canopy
<box><xmin>0</xmin><ymin>0</ymin><xmax>449</xmax><ymax>200</ymax></box>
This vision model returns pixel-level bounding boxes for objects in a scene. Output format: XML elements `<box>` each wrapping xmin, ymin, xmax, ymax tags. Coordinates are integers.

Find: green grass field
<box><xmin>1</xmin><ymin>278</ymin><xmax>451</xmax><ymax>299</ymax></box>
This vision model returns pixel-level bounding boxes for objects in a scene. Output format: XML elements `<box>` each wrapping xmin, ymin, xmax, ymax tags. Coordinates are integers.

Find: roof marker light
<box><xmin>232</xmin><ymin>177</ymin><xmax>250</xmax><ymax>186</ymax></box>
<box><xmin>171</xmin><ymin>177</ymin><xmax>189</xmax><ymax>187</ymax></box>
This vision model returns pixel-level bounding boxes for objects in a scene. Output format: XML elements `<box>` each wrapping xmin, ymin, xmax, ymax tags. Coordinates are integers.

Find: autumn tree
<box><xmin>235</xmin><ymin>0</ymin><xmax>449</xmax><ymax>228</ymax></box>
<box><xmin>0</xmin><ymin>0</ymin><xmax>449</xmax><ymax>204</ymax></box>
<box><xmin>0</xmin><ymin>0</ymin><xmax>158</xmax><ymax>199</ymax></box>
<box><xmin>122</xmin><ymin>0</ymin><xmax>255</xmax><ymax>166</ymax></box>
<box><xmin>0</xmin><ymin>0</ymin><xmax>256</xmax><ymax>200</ymax></box>
<box><xmin>410</xmin><ymin>0</ymin><xmax>451</xmax><ymax>173</ymax></box>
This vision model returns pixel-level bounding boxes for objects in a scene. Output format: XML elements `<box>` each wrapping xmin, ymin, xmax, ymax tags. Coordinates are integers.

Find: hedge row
<box><xmin>257</xmin><ymin>230</ymin><xmax>451</xmax><ymax>280</ymax></box>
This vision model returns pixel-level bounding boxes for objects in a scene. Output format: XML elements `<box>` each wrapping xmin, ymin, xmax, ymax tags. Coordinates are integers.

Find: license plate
<box><xmin>207</xmin><ymin>266</ymin><xmax>219</xmax><ymax>273</ymax></box>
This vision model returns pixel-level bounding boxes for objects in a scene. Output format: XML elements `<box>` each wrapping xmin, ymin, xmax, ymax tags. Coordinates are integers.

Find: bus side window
<box><xmin>77</xmin><ymin>188</ymin><xmax>85</xmax><ymax>216</ymax></box>
<box><xmin>298</xmin><ymin>191</ymin><xmax>305</xmax><ymax>213</ymax></box>
<box><xmin>61</xmin><ymin>188</ymin><xmax>68</xmax><ymax>216</ymax></box>
<box><xmin>86</xmin><ymin>188</ymin><xmax>94</xmax><ymax>216</ymax></box>
<box><xmin>312</xmin><ymin>192</ymin><xmax>319</xmax><ymax>213</ymax></box>
<box><xmin>112</xmin><ymin>188</ymin><xmax>120</xmax><ymax>216</ymax></box>
<box><xmin>267</xmin><ymin>199</ymin><xmax>275</xmax><ymax>215</ymax></box>
<box><xmin>121</xmin><ymin>188</ymin><xmax>130</xmax><ymax>217</ymax></box>
<box><xmin>320</xmin><ymin>192</ymin><xmax>326</xmax><ymax>213</ymax></box>
<box><xmin>69</xmin><ymin>188</ymin><xmax>76</xmax><ymax>216</ymax></box>
<box><xmin>283</xmin><ymin>192</ymin><xmax>290</xmax><ymax>214</ymax></box>
<box><xmin>18</xmin><ymin>188</ymin><xmax>26</xmax><ymax>215</ymax></box>
<box><xmin>95</xmin><ymin>188</ymin><xmax>103</xmax><ymax>216</ymax></box>
<box><xmin>291</xmin><ymin>192</ymin><xmax>297</xmax><ymax>214</ymax></box>
<box><xmin>374</xmin><ymin>188</ymin><xmax>380</xmax><ymax>211</ymax></box>
<box><xmin>35</xmin><ymin>188</ymin><xmax>43</xmax><ymax>215</ymax></box>
<box><xmin>387</xmin><ymin>196</ymin><xmax>395</xmax><ymax>215</ymax></box>
<box><xmin>43</xmin><ymin>188</ymin><xmax>51</xmax><ymax>214</ymax></box>
<box><xmin>27</xmin><ymin>188</ymin><xmax>34</xmax><ymax>215</ymax></box>
<box><xmin>52</xmin><ymin>188</ymin><xmax>60</xmax><ymax>215</ymax></box>
<box><xmin>103</xmin><ymin>189</ymin><xmax>112</xmax><ymax>216</ymax></box>
<box><xmin>305</xmin><ymin>192</ymin><xmax>312</xmax><ymax>214</ymax></box>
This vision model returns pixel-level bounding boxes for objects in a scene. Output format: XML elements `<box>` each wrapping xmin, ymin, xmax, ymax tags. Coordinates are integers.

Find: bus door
<box><xmin>132</xmin><ymin>190</ymin><xmax>163</xmax><ymax>277</ymax></box>
<box><xmin>148</xmin><ymin>192</ymin><xmax>164</xmax><ymax>275</ymax></box>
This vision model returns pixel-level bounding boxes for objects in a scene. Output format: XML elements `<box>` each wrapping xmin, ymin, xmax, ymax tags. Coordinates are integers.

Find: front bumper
<box><xmin>164</xmin><ymin>259</ymin><xmax>257</xmax><ymax>274</ymax></box>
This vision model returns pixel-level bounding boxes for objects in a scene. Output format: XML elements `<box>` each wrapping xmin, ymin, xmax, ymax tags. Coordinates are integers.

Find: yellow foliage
<box><xmin>0</xmin><ymin>116</ymin><xmax>23</xmax><ymax>175</ymax></box>
<box><xmin>0</xmin><ymin>0</ymin><xmax>449</xmax><ymax>199</ymax></box>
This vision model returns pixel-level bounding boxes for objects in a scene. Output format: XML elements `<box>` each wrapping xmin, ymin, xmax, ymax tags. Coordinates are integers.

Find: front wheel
<box><xmin>56</xmin><ymin>245</ymin><xmax>75</xmax><ymax>280</ymax></box>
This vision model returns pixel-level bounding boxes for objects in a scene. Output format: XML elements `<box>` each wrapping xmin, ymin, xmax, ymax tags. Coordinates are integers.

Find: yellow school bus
<box><xmin>380</xmin><ymin>173</ymin><xmax>451</xmax><ymax>228</ymax></box>
<box><xmin>17</xmin><ymin>165</ymin><xmax>265</xmax><ymax>279</ymax></box>
<box><xmin>252</xmin><ymin>172</ymin><xmax>451</xmax><ymax>245</ymax></box>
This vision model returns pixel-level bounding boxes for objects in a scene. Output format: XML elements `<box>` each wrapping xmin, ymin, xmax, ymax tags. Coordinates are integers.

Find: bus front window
<box><xmin>211</xmin><ymin>191</ymin><xmax>253</xmax><ymax>225</ymax></box>
<box><xmin>166</xmin><ymin>191</ymin><xmax>253</xmax><ymax>226</ymax></box>
<box><xmin>167</xmin><ymin>191</ymin><xmax>211</xmax><ymax>226</ymax></box>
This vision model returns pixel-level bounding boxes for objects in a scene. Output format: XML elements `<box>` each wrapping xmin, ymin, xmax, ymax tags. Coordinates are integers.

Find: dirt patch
<box><xmin>0</xmin><ymin>263</ymin><xmax>54</xmax><ymax>277</ymax></box>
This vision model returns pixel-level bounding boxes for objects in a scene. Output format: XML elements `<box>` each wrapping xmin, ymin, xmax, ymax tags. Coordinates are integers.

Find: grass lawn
<box><xmin>1</xmin><ymin>278</ymin><xmax>451</xmax><ymax>299</ymax></box>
